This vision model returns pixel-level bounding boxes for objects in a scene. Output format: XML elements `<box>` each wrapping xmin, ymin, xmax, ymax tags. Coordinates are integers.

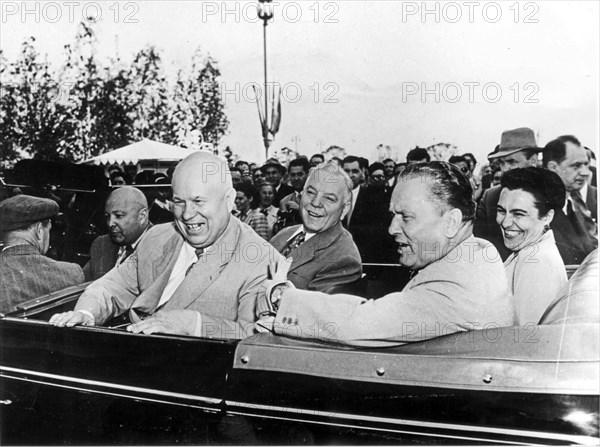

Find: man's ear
<box><xmin>224</xmin><ymin>188</ymin><xmax>236</xmax><ymax>212</ymax></box>
<box><xmin>34</xmin><ymin>221</ymin><xmax>45</xmax><ymax>241</ymax></box>
<box><xmin>138</xmin><ymin>207</ymin><xmax>148</xmax><ymax>223</ymax></box>
<box><xmin>340</xmin><ymin>200</ymin><xmax>351</xmax><ymax>220</ymax></box>
<box><xmin>445</xmin><ymin>208</ymin><xmax>463</xmax><ymax>238</ymax></box>
<box><xmin>546</xmin><ymin>161</ymin><xmax>558</xmax><ymax>172</ymax></box>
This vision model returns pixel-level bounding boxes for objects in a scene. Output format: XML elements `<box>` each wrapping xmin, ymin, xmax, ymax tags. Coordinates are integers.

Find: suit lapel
<box><xmin>289</xmin><ymin>223</ymin><xmax>343</xmax><ymax>271</ymax></box>
<box><xmin>130</xmin><ymin>232</ymin><xmax>183</xmax><ymax>318</ymax></box>
<box><xmin>164</xmin><ymin>218</ymin><xmax>240</xmax><ymax>310</ymax></box>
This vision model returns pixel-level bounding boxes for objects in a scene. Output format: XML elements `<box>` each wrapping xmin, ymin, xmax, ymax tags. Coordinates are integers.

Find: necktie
<box><xmin>570</xmin><ymin>191</ymin><xmax>597</xmax><ymax>237</ymax></box>
<box><xmin>281</xmin><ymin>231</ymin><xmax>306</xmax><ymax>257</ymax></box>
<box><xmin>116</xmin><ymin>245</ymin><xmax>134</xmax><ymax>266</ymax></box>
<box><xmin>185</xmin><ymin>248</ymin><xmax>205</xmax><ymax>276</ymax></box>
<box><xmin>261</xmin><ymin>207</ymin><xmax>269</xmax><ymax>216</ymax></box>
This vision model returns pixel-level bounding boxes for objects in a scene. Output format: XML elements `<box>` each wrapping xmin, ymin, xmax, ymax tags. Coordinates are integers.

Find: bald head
<box><xmin>105</xmin><ymin>186</ymin><xmax>149</xmax><ymax>246</ymax></box>
<box><xmin>173</xmin><ymin>152</ymin><xmax>232</xmax><ymax>195</ymax></box>
<box><xmin>171</xmin><ymin>152</ymin><xmax>235</xmax><ymax>248</ymax></box>
<box><xmin>107</xmin><ymin>186</ymin><xmax>148</xmax><ymax>210</ymax></box>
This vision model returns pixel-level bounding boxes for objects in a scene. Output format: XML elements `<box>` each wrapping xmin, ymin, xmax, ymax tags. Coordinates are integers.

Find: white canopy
<box><xmin>80</xmin><ymin>139</ymin><xmax>199</xmax><ymax>165</ymax></box>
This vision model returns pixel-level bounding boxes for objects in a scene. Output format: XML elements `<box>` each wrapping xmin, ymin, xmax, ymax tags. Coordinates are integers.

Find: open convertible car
<box><xmin>1</xmin><ymin>251</ymin><xmax>598</xmax><ymax>445</ymax></box>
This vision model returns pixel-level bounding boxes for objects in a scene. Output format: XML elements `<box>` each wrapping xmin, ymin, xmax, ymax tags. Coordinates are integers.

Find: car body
<box><xmin>1</xmin><ymin>252</ymin><xmax>598</xmax><ymax>445</ymax></box>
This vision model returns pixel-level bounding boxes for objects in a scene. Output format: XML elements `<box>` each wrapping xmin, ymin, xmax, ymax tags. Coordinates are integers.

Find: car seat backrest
<box><xmin>539</xmin><ymin>249</ymin><xmax>599</xmax><ymax>325</ymax></box>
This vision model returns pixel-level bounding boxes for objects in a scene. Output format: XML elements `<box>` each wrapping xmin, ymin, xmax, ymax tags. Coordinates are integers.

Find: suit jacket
<box><xmin>82</xmin><ymin>235</ymin><xmax>119</xmax><ymax>282</ymax></box>
<box><xmin>273</xmin><ymin>183</ymin><xmax>295</xmax><ymax>208</ymax></box>
<box><xmin>1</xmin><ymin>245</ymin><xmax>84</xmax><ymax>313</ymax></box>
<box><xmin>83</xmin><ymin>224</ymin><xmax>154</xmax><ymax>281</ymax></box>
<box><xmin>344</xmin><ymin>186</ymin><xmax>394</xmax><ymax>263</ymax></box>
<box><xmin>585</xmin><ymin>185</ymin><xmax>597</xmax><ymax>221</ymax></box>
<box><xmin>474</xmin><ymin>185</ymin><xmax>511</xmax><ymax>261</ymax></box>
<box><xmin>274</xmin><ymin>236</ymin><xmax>515</xmax><ymax>347</ymax></box>
<box><xmin>270</xmin><ymin>222</ymin><xmax>362</xmax><ymax>292</ymax></box>
<box><xmin>551</xmin><ymin>207</ymin><xmax>597</xmax><ymax>265</ymax></box>
<box><xmin>75</xmin><ymin>218</ymin><xmax>282</xmax><ymax>339</ymax></box>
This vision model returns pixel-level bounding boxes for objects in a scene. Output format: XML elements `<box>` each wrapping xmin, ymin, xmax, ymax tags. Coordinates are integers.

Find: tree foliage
<box><xmin>0</xmin><ymin>22</ymin><xmax>229</xmax><ymax>168</ymax></box>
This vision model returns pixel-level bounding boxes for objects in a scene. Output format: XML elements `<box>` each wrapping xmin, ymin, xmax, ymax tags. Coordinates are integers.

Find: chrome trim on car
<box><xmin>225</xmin><ymin>400</ymin><xmax>599</xmax><ymax>445</ymax></box>
<box><xmin>0</xmin><ymin>366</ymin><xmax>222</xmax><ymax>409</ymax></box>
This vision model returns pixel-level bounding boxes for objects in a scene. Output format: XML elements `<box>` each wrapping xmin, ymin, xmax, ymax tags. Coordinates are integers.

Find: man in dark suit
<box><xmin>82</xmin><ymin>186</ymin><xmax>151</xmax><ymax>281</ymax></box>
<box><xmin>263</xmin><ymin>161</ymin><xmax>294</xmax><ymax>207</ymax></box>
<box><xmin>270</xmin><ymin>161</ymin><xmax>362</xmax><ymax>292</ymax></box>
<box><xmin>342</xmin><ymin>156</ymin><xmax>394</xmax><ymax>263</ymax></box>
<box><xmin>474</xmin><ymin>127</ymin><xmax>541</xmax><ymax>260</ymax></box>
<box><xmin>275</xmin><ymin>158</ymin><xmax>310</xmax><ymax>233</ymax></box>
<box><xmin>1</xmin><ymin>195</ymin><xmax>84</xmax><ymax>313</ymax></box>
<box><xmin>544</xmin><ymin>135</ymin><xmax>597</xmax><ymax>264</ymax></box>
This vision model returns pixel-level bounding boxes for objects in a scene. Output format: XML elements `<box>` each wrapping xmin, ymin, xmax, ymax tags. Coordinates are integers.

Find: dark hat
<box><xmin>0</xmin><ymin>195</ymin><xmax>59</xmax><ymax>232</ymax></box>
<box><xmin>261</xmin><ymin>161</ymin><xmax>286</xmax><ymax>175</ymax></box>
<box><xmin>488</xmin><ymin>127</ymin><xmax>540</xmax><ymax>159</ymax></box>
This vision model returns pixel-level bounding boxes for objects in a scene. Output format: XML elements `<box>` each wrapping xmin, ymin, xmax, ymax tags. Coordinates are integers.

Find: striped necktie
<box><xmin>281</xmin><ymin>231</ymin><xmax>306</xmax><ymax>257</ymax></box>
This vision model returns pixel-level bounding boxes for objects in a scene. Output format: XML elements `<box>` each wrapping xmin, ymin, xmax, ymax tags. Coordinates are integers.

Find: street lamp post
<box><xmin>256</xmin><ymin>0</ymin><xmax>281</xmax><ymax>161</ymax></box>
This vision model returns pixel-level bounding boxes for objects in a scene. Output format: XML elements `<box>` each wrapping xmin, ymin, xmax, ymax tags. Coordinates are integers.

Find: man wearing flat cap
<box><xmin>0</xmin><ymin>195</ymin><xmax>84</xmax><ymax>314</ymax></box>
<box><xmin>474</xmin><ymin>127</ymin><xmax>541</xmax><ymax>260</ymax></box>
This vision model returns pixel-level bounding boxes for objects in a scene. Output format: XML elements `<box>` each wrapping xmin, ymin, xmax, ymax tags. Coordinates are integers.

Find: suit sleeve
<box><xmin>199</xmin><ymin>249</ymin><xmax>284</xmax><ymax>339</ymax></box>
<box><xmin>74</xmin><ymin>253</ymin><xmax>141</xmax><ymax>325</ymax></box>
<box><xmin>274</xmin><ymin>278</ymin><xmax>491</xmax><ymax>347</ymax></box>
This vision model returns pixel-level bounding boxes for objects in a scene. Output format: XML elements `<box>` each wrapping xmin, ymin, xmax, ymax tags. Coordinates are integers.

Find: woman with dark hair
<box><xmin>496</xmin><ymin>167</ymin><xmax>567</xmax><ymax>324</ymax></box>
<box><xmin>234</xmin><ymin>183</ymin><xmax>270</xmax><ymax>240</ymax></box>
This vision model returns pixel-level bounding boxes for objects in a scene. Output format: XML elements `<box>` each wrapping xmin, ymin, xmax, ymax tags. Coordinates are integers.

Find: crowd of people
<box><xmin>0</xmin><ymin>126</ymin><xmax>597</xmax><ymax>347</ymax></box>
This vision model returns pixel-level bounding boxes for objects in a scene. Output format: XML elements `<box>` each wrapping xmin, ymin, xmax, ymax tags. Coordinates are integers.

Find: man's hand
<box><xmin>126</xmin><ymin>310</ymin><xmax>199</xmax><ymax>336</ymax></box>
<box><xmin>49</xmin><ymin>311</ymin><xmax>94</xmax><ymax>327</ymax></box>
<box><xmin>283</xmin><ymin>201</ymin><xmax>300</xmax><ymax>211</ymax></box>
<box><xmin>262</xmin><ymin>257</ymin><xmax>294</xmax><ymax>315</ymax></box>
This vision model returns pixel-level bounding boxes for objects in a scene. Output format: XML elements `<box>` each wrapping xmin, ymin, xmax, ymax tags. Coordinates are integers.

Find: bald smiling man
<box><xmin>51</xmin><ymin>152</ymin><xmax>282</xmax><ymax>339</ymax></box>
<box><xmin>83</xmin><ymin>186</ymin><xmax>151</xmax><ymax>281</ymax></box>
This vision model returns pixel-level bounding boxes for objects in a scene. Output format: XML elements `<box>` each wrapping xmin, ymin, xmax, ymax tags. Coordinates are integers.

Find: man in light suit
<box><xmin>51</xmin><ymin>152</ymin><xmax>282</xmax><ymax>339</ymax></box>
<box><xmin>270</xmin><ymin>161</ymin><xmax>362</xmax><ymax>292</ymax></box>
<box><xmin>82</xmin><ymin>186</ymin><xmax>151</xmax><ymax>281</ymax></box>
<box><xmin>544</xmin><ymin>135</ymin><xmax>597</xmax><ymax>264</ymax></box>
<box><xmin>259</xmin><ymin>162</ymin><xmax>515</xmax><ymax>347</ymax></box>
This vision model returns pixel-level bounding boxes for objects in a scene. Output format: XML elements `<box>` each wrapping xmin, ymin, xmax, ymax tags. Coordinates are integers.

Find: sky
<box><xmin>1</xmin><ymin>0</ymin><xmax>599</xmax><ymax>167</ymax></box>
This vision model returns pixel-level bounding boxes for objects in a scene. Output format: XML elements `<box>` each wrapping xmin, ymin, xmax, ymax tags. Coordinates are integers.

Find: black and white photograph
<box><xmin>1</xmin><ymin>1</ymin><xmax>598</xmax><ymax>445</ymax></box>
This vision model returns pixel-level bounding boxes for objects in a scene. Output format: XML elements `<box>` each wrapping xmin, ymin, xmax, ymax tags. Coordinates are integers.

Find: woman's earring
<box><xmin>544</xmin><ymin>224</ymin><xmax>550</xmax><ymax>232</ymax></box>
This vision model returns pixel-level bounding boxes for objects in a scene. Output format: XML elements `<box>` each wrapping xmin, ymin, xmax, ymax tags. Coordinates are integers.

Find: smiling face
<box><xmin>172</xmin><ymin>154</ymin><xmax>234</xmax><ymax>249</ymax></box>
<box><xmin>496</xmin><ymin>188</ymin><xmax>552</xmax><ymax>251</ymax></box>
<box><xmin>388</xmin><ymin>178</ymin><xmax>454</xmax><ymax>270</ymax></box>
<box><xmin>264</xmin><ymin>166</ymin><xmax>283</xmax><ymax>187</ymax></box>
<box><xmin>300</xmin><ymin>169</ymin><xmax>350</xmax><ymax>234</ymax></box>
<box><xmin>548</xmin><ymin>142</ymin><xmax>590</xmax><ymax>192</ymax></box>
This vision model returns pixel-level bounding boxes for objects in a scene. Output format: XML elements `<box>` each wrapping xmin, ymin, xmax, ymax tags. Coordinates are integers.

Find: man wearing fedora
<box><xmin>474</xmin><ymin>127</ymin><xmax>541</xmax><ymax>260</ymax></box>
<box><xmin>0</xmin><ymin>195</ymin><xmax>84</xmax><ymax>314</ymax></box>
